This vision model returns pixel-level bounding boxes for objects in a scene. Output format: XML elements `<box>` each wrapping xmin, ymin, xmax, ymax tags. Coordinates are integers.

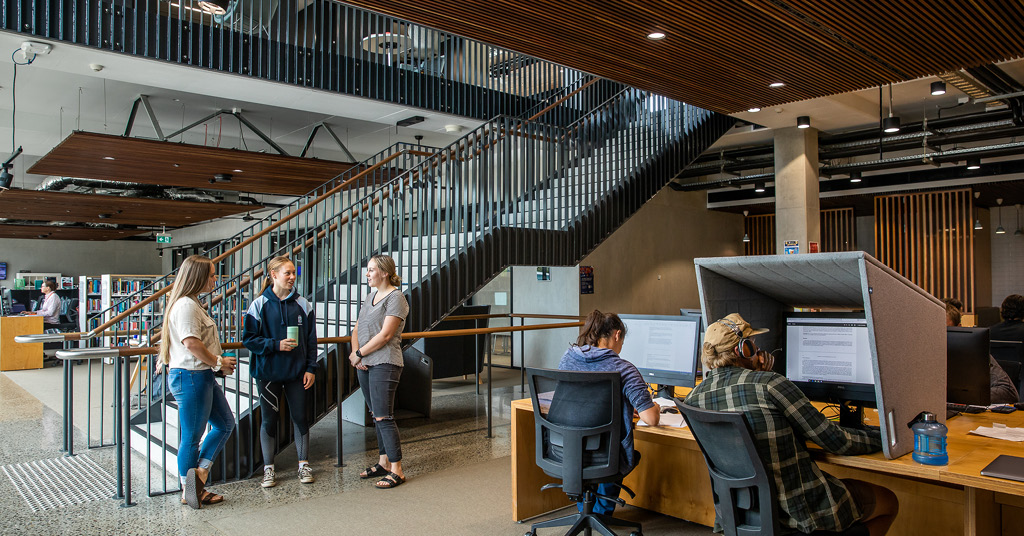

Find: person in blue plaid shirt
<box><xmin>685</xmin><ymin>313</ymin><xmax>898</xmax><ymax>535</ymax></box>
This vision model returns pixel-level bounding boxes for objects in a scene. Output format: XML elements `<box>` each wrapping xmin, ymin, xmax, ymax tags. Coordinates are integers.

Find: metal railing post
<box><xmin>122</xmin><ymin>352</ymin><xmax>135</xmax><ymax>508</ymax></box>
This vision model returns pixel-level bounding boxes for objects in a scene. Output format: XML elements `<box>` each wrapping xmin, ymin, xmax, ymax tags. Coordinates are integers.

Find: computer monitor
<box><xmin>618</xmin><ymin>314</ymin><xmax>700</xmax><ymax>397</ymax></box>
<box><xmin>947</xmin><ymin>327</ymin><xmax>991</xmax><ymax>406</ymax></box>
<box><xmin>0</xmin><ymin>287</ymin><xmax>11</xmax><ymax>316</ymax></box>
<box><xmin>785</xmin><ymin>312</ymin><xmax>875</xmax><ymax>426</ymax></box>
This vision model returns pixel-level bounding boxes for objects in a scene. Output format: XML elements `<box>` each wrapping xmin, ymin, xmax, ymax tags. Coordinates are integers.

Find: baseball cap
<box><xmin>703</xmin><ymin>313</ymin><xmax>769</xmax><ymax>354</ymax></box>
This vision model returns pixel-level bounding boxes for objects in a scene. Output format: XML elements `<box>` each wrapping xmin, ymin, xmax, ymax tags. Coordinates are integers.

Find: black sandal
<box><xmin>375</xmin><ymin>472</ymin><xmax>405</xmax><ymax>489</ymax></box>
<box><xmin>360</xmin><ymin>463</ymin><xmax>388</xmax><ymax>479</ymax></box>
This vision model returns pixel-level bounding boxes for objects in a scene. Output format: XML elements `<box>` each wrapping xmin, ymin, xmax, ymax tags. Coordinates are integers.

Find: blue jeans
<box><xmin>168</xmin><ymin>368</ymin><xmax>235</xmax><ymax>479</ymax></box>
<box><xmin>356</xmin><ymin>363</ymin><xmax>403</xmax><ymax>462</ymax></box>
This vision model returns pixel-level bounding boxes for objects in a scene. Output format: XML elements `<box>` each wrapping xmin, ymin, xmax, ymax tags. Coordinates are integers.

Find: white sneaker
<box><xmin>298</xmin><ymin>465</ymin><xmax>314</xmax><ymax>484</ymax></box>
<box><xmin>261</xmin><ymin>467</ymin><xmax>276</xmax><ymax>488</ymax></box>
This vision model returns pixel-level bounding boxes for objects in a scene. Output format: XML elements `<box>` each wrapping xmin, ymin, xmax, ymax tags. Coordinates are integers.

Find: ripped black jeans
<box><xmin>356</xmin><ymin>363</ymin><xmax>403</xmax><ymax>462</ymax></box>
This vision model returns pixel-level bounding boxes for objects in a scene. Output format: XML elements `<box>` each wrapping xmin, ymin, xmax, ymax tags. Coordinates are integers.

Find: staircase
<box><xmin>103</xmin><ymin>88</ymin><xmax>733</xmax><ymax>493</ymax></box>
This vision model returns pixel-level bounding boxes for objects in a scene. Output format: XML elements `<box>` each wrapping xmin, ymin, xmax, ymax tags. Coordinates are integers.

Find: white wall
<box><xmin>990</xmin><ymin>207</ymin><xmax>1024</xmax><ymax>306</ymax></box>
<box><xmin>0</xmin><ymin>238</ymin><xmax>161</xmax><ymax>281</ymax></box>
<box><xmin>511</xmin><ymin>266</ymin><xmax>580</xmax><ymax>370</ymax></box>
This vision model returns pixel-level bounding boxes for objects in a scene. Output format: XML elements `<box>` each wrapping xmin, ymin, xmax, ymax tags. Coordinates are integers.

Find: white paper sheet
<box><xmin>969</xmin><ymin>423</ymin><xmax>1024</xmax><ymax>442</ymax></box>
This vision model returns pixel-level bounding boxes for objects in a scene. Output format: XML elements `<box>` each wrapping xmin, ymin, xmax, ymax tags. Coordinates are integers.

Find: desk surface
<box><xmin>511</xmin><ymin>398</ymin><xmax>1024</xmax><ymax>496</ymax></box>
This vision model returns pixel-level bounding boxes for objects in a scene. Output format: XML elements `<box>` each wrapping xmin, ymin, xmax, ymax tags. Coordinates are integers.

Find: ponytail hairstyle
<box><xmin>158</xmin><ymin>255</ymin><xmax>214</xmax><ymax>365</ymax></box>
<box><xmin>263</xmin><ymin>255</ymin><xmax>294</xmax><ymax>293</ymax></box>
<box><xmin>576</xmin><ymin>310</ymin><xmax>627</xmax><ymax>347</ymax></box>
<box><xmin>371</xmin><ymin>254</ymin><xmax>402</xmax><ymax>287</ymax></box>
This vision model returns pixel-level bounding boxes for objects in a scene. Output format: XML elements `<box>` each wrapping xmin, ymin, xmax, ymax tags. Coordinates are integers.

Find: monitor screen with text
<box><xmin>618</xmin><ymin>314</ymin><xmax>700</xmax><ymax>388</ymax></box>
<box><xmin>785</xmin><ymin>315</ymin><xmax>874</xmax><ymax>386</ymax></box>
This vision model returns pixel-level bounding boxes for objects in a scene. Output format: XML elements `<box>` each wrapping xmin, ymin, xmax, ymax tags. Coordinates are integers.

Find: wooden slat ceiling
<box><xmin>0</xmin><ymin>224</ymin><xmax>148</xmax><ymax>241</ymax></box>
<box><xmin>0</xmin><ymin>189</ymin><xmax>261</xmax><ymax>227</ymax></box>
<box><xmin>339</xmin><ymin>0</ymin><xmax>1024</xmax><ymax>114</ymax></box>
<box><xmin>28</xmin><ymin>131</ymin><xmax>357</xmax><ymax>196</ymax></box>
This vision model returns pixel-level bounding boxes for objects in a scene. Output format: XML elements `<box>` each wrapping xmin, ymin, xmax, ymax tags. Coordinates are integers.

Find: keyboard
<box><xmin>947</xmin><ymin>402</ymin><xmax>987</xmax><ymax>414</ymax></box>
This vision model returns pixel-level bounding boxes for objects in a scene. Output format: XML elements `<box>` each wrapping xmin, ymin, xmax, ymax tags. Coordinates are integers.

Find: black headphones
<box><xmin>718</xmin><ymin>318</ymin><xmax>758</xmax><ymax>359</ymax></box>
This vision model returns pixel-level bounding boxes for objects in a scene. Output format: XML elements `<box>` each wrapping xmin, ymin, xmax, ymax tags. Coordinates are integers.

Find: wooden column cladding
<box><xmin>744</xmin><ymin>214</ymin><xmax>776</xmax><ymax>255</ymax></box>
<box><xmin>874</xmin><ymin>188</ymin><xmax>975</xmax><ymax>312</ymax></box>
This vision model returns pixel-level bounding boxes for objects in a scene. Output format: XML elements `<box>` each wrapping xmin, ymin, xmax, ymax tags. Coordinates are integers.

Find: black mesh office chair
<box><xmin>675</xmin><ymin>401</ymin><xmax>869</xmax><ymax>536</ymax></box>
<box><xmin>525</xmin><ymin>368</ymin><xmax>642</xmax><ymax>536</ymax></box>
<box><xmin>991</xmin><ymin>340</ymin><xmax>1024</xmax><ymax>401</ymax></box>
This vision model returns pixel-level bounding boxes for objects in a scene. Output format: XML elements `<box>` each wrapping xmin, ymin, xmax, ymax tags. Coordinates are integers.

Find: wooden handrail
<box><xmin>110</xmin><ymin>319</ymin><xmax>584</xmax><ymax>358</ymax></box>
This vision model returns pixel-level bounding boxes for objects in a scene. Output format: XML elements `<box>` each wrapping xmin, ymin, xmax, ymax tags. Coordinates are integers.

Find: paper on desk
<box><xmin>638</xmin><ymin>413</ymin><xmax>687</xmax><ymax>428</ymax></box>
<box><xmin>969</xmin><ymin>423</ymin><xmax>1024</xmax><ymax>442</ymax></box>
<box><xmin>652</xmin><ymin>397</ymin><xmax>677</xmax><ymax>407</ymax></box>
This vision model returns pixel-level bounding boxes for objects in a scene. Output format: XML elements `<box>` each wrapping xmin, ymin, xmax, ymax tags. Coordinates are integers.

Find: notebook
<box><xmin>980</xmin><ymin>455</ymin><xmax>1024</xmax><ymax>482</ymax></box>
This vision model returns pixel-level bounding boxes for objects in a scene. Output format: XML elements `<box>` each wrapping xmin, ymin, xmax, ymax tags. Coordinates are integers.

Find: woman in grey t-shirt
<box><xmin>349</xmin><ymin>254</ymin><xmax>409</xmax><ymax>488</ymax></box>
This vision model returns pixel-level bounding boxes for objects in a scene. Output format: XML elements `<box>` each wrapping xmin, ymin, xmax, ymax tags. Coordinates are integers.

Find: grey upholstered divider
<box><xmin>694</xmin><ymin>251</ymin><xmax>946</xmax><ymax>459</ymax></box>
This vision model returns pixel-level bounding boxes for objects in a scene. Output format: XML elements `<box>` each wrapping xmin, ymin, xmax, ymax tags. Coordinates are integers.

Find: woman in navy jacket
<box><xmin>242</xmin><ymin>256</ymin><xmax>318</xmax><ymax>488</ymax></box>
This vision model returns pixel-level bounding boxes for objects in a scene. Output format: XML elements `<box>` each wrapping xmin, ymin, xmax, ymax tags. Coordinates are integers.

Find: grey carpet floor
<box><xmin>206</xmin><ymin>456</ymin><xmax>713</xmax><ymax>536</ymax></box>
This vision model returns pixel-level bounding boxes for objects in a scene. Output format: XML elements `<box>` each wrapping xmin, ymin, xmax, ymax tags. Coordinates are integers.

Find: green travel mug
<box><xmin>287</xmin><ymin>326</ymin><xmax>299</xmax><ymax>343</ymax></box>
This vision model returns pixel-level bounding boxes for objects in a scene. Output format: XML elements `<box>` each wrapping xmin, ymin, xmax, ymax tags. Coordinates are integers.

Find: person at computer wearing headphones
<box><xmin>684</xmin><ymin>313</ymin><xmax>898</xmax><ymax>536</ymax></box>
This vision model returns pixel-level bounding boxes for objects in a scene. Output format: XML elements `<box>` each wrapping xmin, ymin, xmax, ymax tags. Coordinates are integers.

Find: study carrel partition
<box><xmin>693</xmin><ymin>251</ymin><xmax>945</xmax><ymax>459</ymax></box>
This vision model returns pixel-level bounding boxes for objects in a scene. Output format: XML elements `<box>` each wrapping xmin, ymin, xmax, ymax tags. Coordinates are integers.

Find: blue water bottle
<box><xmin>912</xmin><ymin>412</ymin><xmax>948</xmax><ymax>466</ymax></box>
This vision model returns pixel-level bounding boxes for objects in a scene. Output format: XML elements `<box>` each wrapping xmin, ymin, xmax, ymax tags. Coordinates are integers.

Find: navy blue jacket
<box><xmin>242</xmin><ymin>286</ymin><xmax>318</xmax><ymax>382</ymax></box>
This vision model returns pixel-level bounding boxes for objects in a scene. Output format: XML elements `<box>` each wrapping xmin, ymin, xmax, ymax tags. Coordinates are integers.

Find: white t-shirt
<box><xmin>165</xmin><ymin>297</ymin><xmax>223</xmax><ymax>370</ymax></box>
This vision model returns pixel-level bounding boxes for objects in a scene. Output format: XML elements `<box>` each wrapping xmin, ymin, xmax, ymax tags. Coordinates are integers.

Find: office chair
<box><xmin>525</xmin><ymin>368</ymin><xmax>642</xmax><ymax>536</ymax></box>
<box><xmin>991</xmin><ymin>340</ymin><xmax>1024</xmax><ymax>401</ymax></box>
<box><xmin>675</xmin><ymin>402</ymin><xmax>868</xmax><ymax>536</ymax></box>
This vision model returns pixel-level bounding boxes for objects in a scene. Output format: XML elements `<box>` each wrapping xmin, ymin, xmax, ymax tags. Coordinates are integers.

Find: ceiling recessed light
<box><xmin>747</xmin><ymin>107</ymin><xmax>761</xmax><ymax>113</ymax></box>
<box><xmin>646</xmin><ymin>32</ymin><xmax>666</xmax><ymax>40</ymax></box>
<box><xmin>769</xmin><ymin>82</ymin><xmax>785</xmax><ymax>88</ymax></box>
<box><xmin>103</xmin><ymin>156</ymin><xmax>115</xmax><ymax>160</ymax></box>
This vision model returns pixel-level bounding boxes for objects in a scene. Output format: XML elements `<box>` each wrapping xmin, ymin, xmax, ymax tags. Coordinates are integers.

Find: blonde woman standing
<box><xmin>159</xmin><ymin>255</ymin><xmax>237</xmax><ymax>509</ymax></box>
<box><xmin>350</xmin><ymin>254</ymin><xmax>409</xmax><ymax>489</ymax></box>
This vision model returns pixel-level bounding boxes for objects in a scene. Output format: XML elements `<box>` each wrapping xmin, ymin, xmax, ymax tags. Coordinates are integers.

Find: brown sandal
<box><xmin>181</xmin><ymin>490</ymin><xmax>223</xmax><ymax>505</ymax></box>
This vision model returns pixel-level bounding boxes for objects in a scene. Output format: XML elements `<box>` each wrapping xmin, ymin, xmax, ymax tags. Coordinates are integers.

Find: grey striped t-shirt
<box><xmin>355</xmin><ymin>289</ymin><xmax>409</xmax><ymax>367</ymax></box>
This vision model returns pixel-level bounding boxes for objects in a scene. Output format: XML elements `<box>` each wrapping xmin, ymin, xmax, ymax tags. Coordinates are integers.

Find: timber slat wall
<box><xmin>874</xmin><ymin>189</ymin><xmax>975</xmax><ymax>312</ymax></box>
<box><xmin>744</xmin><ymin>208</ymin><xmax>855</xmax><ymax>255</ymax></box>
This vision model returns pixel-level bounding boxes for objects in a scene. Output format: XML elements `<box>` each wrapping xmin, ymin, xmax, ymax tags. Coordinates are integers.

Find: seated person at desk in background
<box><xmin>21</xmin><ymin>280</ymin><xmax>60</xmax><ymax>328</ymax></box>
<box><xmin>558</xmin><ymin>310</ymin><xmax>659</xmax><ymax>517</ymax></box>
<box><xmin>945</xmin><ymin>301</ymin><xmax>1019</xmax><ymax>404</ymax></box>
<box><xmin>684</xmin><ymin>313</ymin><xmax>898</xmax><ymax>536</ymax></box>
<box><xmin>990</xmin><ymin>294</ymin><xmax>1024</xmax><ymax>343</ymax></box>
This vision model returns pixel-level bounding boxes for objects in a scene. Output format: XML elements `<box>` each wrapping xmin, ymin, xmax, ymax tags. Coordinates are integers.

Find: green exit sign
<box><xmin>156</xmin><ymin>234</ymin><xmax>172</xmax><ymax>244</ymax></box>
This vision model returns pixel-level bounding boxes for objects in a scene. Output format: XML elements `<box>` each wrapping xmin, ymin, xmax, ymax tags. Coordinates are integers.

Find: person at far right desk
<box><xmin>684</xmin><ymin>313</ymin><xmax>898</xmax><ymax>536</ymax></box>
<box><xmin>990</xmin><ymin>294</ymin><xmax>1024</xmax><ymax>343</ymax></box>
<box><xmin>945</xmin><ymin>301</ymin><xmax>1019</xmax><ymax>404</ymax></box>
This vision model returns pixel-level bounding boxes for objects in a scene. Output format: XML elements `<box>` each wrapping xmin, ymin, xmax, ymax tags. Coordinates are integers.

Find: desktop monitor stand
<box><xmin>838</xmin><ymin>402</ymin><xmax>866</xmax><ymax>429</ymax></box>
<box><xmin>654</xmin><ymin>384</ymin><xmax>677</xmax><ymax>400</ymax></box>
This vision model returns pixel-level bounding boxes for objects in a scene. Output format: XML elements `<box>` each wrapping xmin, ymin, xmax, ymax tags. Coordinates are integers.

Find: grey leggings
<box><xmin>356</xmin><ymin>363</ymin><xmax>403</xmax><ymax>462</ymax></box>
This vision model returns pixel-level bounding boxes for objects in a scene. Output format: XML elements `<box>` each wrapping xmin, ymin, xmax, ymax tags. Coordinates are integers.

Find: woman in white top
<box><xmin>24</xmin><ymin>280</ymin><xmax>61</xmax><ymax>326</ymax></box>
<box><xmin>158</xmin><ymin>255</ymin><xmax>237</xmax><ymax>509</ymax></box>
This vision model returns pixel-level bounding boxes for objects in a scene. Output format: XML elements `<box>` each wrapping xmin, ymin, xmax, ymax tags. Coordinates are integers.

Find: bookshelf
<box><xmin>78</xmin><ymin>274</ymin><xmax>163</xmax><ymax>345</ymax></box>
<box><xmin>13</xmin><ymin>272</ymin><xmax>62</xmax><ymax>290</ymax></box>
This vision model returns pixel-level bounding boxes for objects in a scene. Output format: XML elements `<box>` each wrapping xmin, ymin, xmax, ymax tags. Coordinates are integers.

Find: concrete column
<box><xmin>774</xmin><ymin>126</ymin><xmax>820</xmax><ymax>254</ymax></box>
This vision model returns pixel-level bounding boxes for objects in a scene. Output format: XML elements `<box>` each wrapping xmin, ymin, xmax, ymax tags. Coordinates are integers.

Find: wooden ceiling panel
<box><xmin>28</xmin><ymin>132</ymin><xmax>357</xmax><ymax>196</ymax></box>
<box><xmin>339</xmin><ymin>0</ymin><xmax>1024</xmax><ymax>113</ymax></box>
<box><xmin>0</xmin><ymin>224</ymin><xmax>148</xmax><ymax>241</ymax></box>
<box><xmin>0</xmin><ymin>189</ymin><xmax>261</xmax><ymax>227</ymax></box>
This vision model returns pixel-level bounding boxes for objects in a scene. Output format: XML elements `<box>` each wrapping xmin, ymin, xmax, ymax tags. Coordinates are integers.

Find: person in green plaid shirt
<box><xmin>685</xmin><ymin>313</ymin><xmax>898</xmax><ymax>535</ymax></box>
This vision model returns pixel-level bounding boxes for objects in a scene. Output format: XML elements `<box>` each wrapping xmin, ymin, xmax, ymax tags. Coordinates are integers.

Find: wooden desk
<box><xmin>0</xmin><ymin>315</ymin><xmax>44</xmax><ymax>371</ymax></box>
<box><xmin>511</xmin><ymin>398</ymin><xmax>1024</xmax><ymax>535</ymax></box>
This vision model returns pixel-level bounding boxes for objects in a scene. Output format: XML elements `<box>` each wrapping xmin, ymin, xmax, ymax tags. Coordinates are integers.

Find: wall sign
<box><xmin>783</xmin><ymin>240</ymin><xmax>799</xmax><ymax>255</ymax></box>
<box><xmin>579</xmin><ymin>266</ymin><xmax>594</xmax><ymax>295</ymax></box>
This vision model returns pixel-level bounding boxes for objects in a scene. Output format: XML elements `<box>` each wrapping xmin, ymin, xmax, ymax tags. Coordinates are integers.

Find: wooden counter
<box><xmin>0</xmin><ymin>315</ymin><xmax>44</xmax><ymax>371</ymax></box>
<box><xmin>511</xmin><ymin>398</ymin><xmax>1024</xmax><ymax>535</ymax></box>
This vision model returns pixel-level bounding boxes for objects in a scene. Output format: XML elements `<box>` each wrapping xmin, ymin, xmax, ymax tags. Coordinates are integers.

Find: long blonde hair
<box><xmin>158</xmin><ymin>255</ymin><xmax>215</xmax><ymax>364</ymax></box>
<box><xmin>371</xmin><ymin>254</ymin><xmax>402</xmax><ymax>287</ymax></box>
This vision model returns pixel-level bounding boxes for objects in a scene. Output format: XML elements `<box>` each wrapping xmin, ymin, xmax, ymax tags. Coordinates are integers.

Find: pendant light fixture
<box><xmin>1016</xmin><ymin>204</ymin><xmax>1023</xmax><ymax>236</ymax></box>
<box><xmin>882</xmin><ymin>84</ymin><xmax>900</xmax><ymax>133</ymax></box>
<box><xmin>974</xmin><ymin>191</ymin><xmax>983</xmax><ymax>230</ymax></box>
<box><xmin>742</xmin><ymin>210</ymin><xmax>751</xmax><ymax>243</ymax></box>
<box><xmin>996</xmin><ymin>198</ymin><xmax>1006</xmax><ymax>235</ymax></box>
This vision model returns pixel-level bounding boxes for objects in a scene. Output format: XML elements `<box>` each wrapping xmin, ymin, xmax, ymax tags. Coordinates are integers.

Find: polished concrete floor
<box><xmin>0</xmin><ymin>367</ymin><xmax>712</xmax><ymax>535</ymax></box>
